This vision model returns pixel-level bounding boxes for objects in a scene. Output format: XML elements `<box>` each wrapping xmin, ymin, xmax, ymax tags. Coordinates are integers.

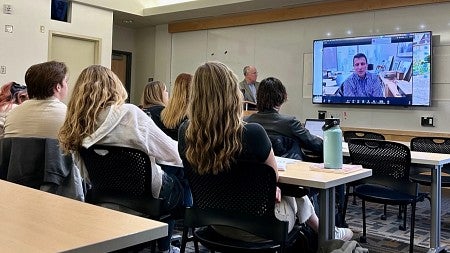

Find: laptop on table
<box><xmin>304</xmin><ymin>118</ymin><xmax>325</xmax><ymax>138</ymax></box>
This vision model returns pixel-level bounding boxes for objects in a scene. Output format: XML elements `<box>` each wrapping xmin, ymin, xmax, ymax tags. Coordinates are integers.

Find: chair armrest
<box><xmin>277</xmin><ymin>183</ymin><xmax>309</xmax><ymax>198</ymax></box>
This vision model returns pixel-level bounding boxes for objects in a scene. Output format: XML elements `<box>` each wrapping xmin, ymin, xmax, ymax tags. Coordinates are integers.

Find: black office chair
<box><xmin>79</xmin><ymin>145</ymin><xmax>175</xmax><ymax>253</ymax></box>
<box><xmin>341</xmin><ymin>131</ymin><xmax>385</xmax><ymax>224</ymax></box>
<box><xmin>409</xmin><ymin>137</ymin><xmax>450</xmax><ymax>187</ymax></box>
<box><xmin>348</xmin><ymin>139</ymin><xmax>426</xmax><ymax>253</ymax></box>
<box><xmin>180</xmin><ymin>161</ymin><xmax>316</xmax><ymax>253</ymax></box>
<box><xmin>342</xmin><ymin>131</ymin><xmax>385</xmax><ymax>143</ymax></box>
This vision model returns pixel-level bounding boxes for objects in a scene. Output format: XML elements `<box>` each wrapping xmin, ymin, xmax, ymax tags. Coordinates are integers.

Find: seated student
<box><xmin>1</xmin><ymin>61</ymin><xmax>83</xmax><ymax>200</ymax></box>
<box><xmin>0</xmin><ymin>82</ymin><xmax>28</xmax><ymax>136</ymax></box>
<box><xmin>140</xmin><ymin>80</ymin><xmax>169</xmax><ymax>131</ymax></box>
<box><xmin>178</xmin><ymin>61</ymin><xmax>352</xmax><ymax>243</ymax></box>
<box><xmin>58</xmin><ymin>65</ymin><xmax>186</xmax><ymax>253</ymax></box>
<box><xmin>245</xmin><ymin>77</ymin><xmax>323</xmax><ymax>160</ymax></box>
<box><xmin>246</xmin><ymin>77</ymin><xmax>347</xmax><ymax>227</ymax></box>
<box><xmin>160</xmin><ymin>73</ymin><xmax>192</xmax><ymax>141</ymax></box>
<box><xmin>4</xmin><ymin>61</ymin><xmax>68</xmax><ymax>139</ymax></box>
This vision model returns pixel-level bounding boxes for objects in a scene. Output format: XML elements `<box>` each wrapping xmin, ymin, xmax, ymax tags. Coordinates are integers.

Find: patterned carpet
<box><xmin>342</xmin><ymin>186</ymin><xmax>450</xmax><ymax>253</ymax></box>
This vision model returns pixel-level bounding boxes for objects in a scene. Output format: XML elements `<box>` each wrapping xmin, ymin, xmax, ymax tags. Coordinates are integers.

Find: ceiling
<box><xmin>112</xmin><ymin>0</ymin><xmax>331</xmax><ymax>29</ymax></box>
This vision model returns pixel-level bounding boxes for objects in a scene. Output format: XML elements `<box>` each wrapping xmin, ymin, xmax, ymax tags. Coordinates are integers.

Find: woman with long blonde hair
<box><xmin>139</xmin><ymin>81</ymin><xmax>169</xmax><ymax>136</ymax></box>
<box><xmin>160</xmin><ymin>73</ymin><xmax>192</xmax><ymax>140</ymax></box>
<box><xmin>140</xmin><ymin>80</ymin><xmax>168</xmax><ymax>109</ymax></box>
<box><xmin>178</xmin><ymin>61</ymin><xmax>352</xmax><ymax>244</ymax></box>
<box><xmin>59</xmin><ymin>65</ymin><xmax>186</xmax><ymax>253</ymax></box>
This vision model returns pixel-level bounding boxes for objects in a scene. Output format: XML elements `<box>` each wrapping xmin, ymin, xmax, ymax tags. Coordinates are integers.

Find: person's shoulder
<box><xmin>244</xmin><ymin>122</ymin><xmax>266</xmax><ymax>133</ymax></box>
<box><xmin>273</xmin><ymin>112</ymin><xmax>295</xmax><ymax>122</ymax></box>
<box><xmin>119</xmin><ymin>103</ymin><xmax>148</xmax><ymax>118</ymax></box>
<box><xmin>122</xmin><ymin>103</ymin><xmax>141</xmax><ymax>111</ymax></box>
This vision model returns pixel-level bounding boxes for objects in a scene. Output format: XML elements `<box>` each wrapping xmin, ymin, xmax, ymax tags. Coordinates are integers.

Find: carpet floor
<box><xmin>343</xmin><ymin>186</ymin><xmax>450</xmax><ymax>253</ymax></box>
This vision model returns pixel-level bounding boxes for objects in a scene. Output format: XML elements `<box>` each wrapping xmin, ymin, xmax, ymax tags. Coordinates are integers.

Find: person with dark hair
<box><xmin>0</xmin><ymin>82</ymin><xmax>28</xmax><ymax>136</ymax></box>
<box><xmin>4</xmin><ymin>61</ymin><xmax>68</xmax><ymax>139</ymax></box>
<box><xmin>342</xmin><ymin>53</ymin><xmax>383</xmax><ymax>97</ymax></box>
<box><xmin>245</xmin><ymin>77</ymin><xmax>323</xmax><ymax>159</ymax></box>
<box><xmin>239</xmin><ymin>65</ymin><xmax>259</xmax><ymax>104</ymax></box>
<box><xmin>246</xmin><ymin>77</ymin><xmax>350</xmax><ymax>229</ymax></box>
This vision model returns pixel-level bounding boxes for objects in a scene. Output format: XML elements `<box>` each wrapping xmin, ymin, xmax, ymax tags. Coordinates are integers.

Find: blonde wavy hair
<box><xmin>185</xmin><ymin>62</ymin><xmax>244</xmax><ymax>175</ymax></box>
<box><xmin>140</xmin><ymin>81</ymin><xmax>166</xmax><ymax>108</ymax></box>
<box><xmin>161</xmin><ymin>73</ymin><xmax>192</xmax><ymax>129</ymax></box>
<box><xmin>59</xmin><ymin>65</ymin><xmax>128</xmax><ymax>153</ymax></box>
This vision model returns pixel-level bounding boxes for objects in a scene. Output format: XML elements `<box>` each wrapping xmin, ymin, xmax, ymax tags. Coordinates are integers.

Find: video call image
<box><xmin>312</xmin><ymin>31</ymin><xmax>431</xmax><ymax>106</ymax></box>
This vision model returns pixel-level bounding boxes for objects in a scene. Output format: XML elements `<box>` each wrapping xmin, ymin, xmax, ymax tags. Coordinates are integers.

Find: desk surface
<box><xmin>277</xmin><ymin>159</ymin><xmax>372</xmax><ymax>189</ymax></box>
<box><xmin>0</xmin><ymin>180</ymin><xmax>168</xmax><ymax>253</ymax></box>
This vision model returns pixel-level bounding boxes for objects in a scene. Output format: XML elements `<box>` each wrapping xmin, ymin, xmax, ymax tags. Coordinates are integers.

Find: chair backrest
<box><xmin>343</xmin><ymin>131</ymin><xmax>385</xmax><ymax>142</ymax></box>
<box><xmin>80</xmin><ymin>145</ymin><xmax>153</xmax><ymax>197</ymax></box>
<box><xmin>184</xmin><ymin>160</ymin><xmax>288</xmax><ymax>241</ymax></box>
<box><xmin>348</xmin><ymin>138</ymin><xmax>415</xmax><ymax>194</ymax></box>
<box><xmin>79</xmin><ymin>145</ymin><xmax>165</xmax><ymax>216</ymax></box>
<box><xmin>186</xmin><ymin>160</ymin><xmax>277</xmax><ymax>217</ymax></box>
<box><xmin>410</xmin><ymin>137</ymin><xmax>450</xmax><ymax>154</ymax></box>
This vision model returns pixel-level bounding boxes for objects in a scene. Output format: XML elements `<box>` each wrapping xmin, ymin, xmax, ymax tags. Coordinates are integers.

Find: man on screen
<box><xmin>342</xmin><ymin>53</ymin><xmax>383</xmax><ymax>97</ymax></box>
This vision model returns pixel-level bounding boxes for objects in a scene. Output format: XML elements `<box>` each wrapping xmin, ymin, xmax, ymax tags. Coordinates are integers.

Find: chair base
<box><xmin>195</xmin><ymin>226</ymin><xmax>282</xmax><ymax>253</ymax></box>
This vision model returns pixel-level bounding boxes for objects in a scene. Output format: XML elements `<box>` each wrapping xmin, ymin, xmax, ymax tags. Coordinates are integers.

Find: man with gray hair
<box><xmin>239</xmin><ymin>65</ymin><xmax>259</xmax><ymax>104</ymax></box>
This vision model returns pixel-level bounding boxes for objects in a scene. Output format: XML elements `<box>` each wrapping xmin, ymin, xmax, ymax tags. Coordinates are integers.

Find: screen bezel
<box><xmin>312</xmin><ymin>31</ymin><xmax>432</xmax><ymax>107</ymax></box>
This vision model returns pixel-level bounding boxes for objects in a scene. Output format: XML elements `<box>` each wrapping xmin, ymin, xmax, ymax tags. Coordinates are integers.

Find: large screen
<box><xmin>312</xmin><ymin>31</ymin><xmax>432</xmax><ymax>106</ymax></box>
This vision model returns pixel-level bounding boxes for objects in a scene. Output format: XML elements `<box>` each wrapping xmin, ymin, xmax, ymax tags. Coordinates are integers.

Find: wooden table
<box><xmin>0</xmin><ymin>180</ymin><xmax>168</xmax><ymax>253</ymax></box>
<box><xmin>276</xmin><ymin>158</ymin><xmax>372</xmax><ymax>244</ymax></box>
<box><xmin>343</xmin><ymin>142</ymin><xmax>450</xmax><ymax>253</ymax></box>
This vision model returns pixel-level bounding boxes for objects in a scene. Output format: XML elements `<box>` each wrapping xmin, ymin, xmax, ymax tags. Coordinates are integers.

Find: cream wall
<box><xmin>152</xmin><ymin>2</ymin><xmax>450</xmax><ymax>133</ymax></box>
<box><xmin>0</xmin><ymin>0</ymin><xmax>112</xmax><ymax>85</ymax></box>
<box><xmin>112</xmin><ymin>25</ymin><xmax>138</xmax><ymax>101</ymax></box>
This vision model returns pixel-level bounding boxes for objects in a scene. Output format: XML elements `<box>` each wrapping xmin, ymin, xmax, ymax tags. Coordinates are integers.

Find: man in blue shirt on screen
<box><xmin>342</xmin><ymin>53</ymin><xmax>383</xmax><ymax>97</ymax></box>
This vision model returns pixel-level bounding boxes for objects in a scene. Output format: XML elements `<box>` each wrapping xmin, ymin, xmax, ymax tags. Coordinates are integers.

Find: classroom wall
<box><xmin>154</xmin><ymin>2</ymin><xmax>450</xmax><ymax>133</ymax></box>
<box><xmin>0</xmin><ymin>0</ymin><xmax>113</xmax><ymax>86</ymax></box>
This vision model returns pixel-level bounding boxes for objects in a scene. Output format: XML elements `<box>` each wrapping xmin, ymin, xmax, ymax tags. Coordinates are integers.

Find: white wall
<box><xmin>0</xmin><ymin>0</ymin><xmax>113</xmax><ymax>85</ymax></box>
<box><xmin>154</xmin><ymin>2</ymin><xmax>450</xmax><ymax>133</ymax></box>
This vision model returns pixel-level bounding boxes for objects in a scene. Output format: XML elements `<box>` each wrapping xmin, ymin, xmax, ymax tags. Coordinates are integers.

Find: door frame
<box><xmin>112</xmin><ymin>50</ymin><xmax>132</xmax><ymax>101</ymax></box>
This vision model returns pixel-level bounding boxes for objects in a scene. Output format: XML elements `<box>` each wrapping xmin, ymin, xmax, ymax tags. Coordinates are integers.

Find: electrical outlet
<box><xmin>421</xmin><ymin>116</ymin><xmax>434</xmax><ymax>127</ymax></box>
<box><xmin>3</xmin><ymin>4</ymin><xmax>12</xmax><ymax>14</ymax></box>
<box><xmin>0</xmin><ymin>66</ymin><xmax>6</xmax><ymax>74</ymax></box>
<box><xmin>5</xmin><ymin>25</ymin><xmax>13</xmax><ymax>33</ymax></box>
<box><xmin>318</xmin><ymin>110</ymin><xmax>326</xmax><ymax>119</ymax></box>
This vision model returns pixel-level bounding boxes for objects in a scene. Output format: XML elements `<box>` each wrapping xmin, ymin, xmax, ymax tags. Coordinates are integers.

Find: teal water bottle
<box><xmin>322</xmin><ymin>118</ymin><xmax>343</xmax><ymax>169</ymax></box>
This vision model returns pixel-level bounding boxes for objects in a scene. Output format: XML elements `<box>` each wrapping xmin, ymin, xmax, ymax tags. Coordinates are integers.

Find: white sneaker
<box><xmin>335</xmin><ymin>227</ymin><xmax>353</xmax><ymax>241</ymax></box>
<box><xmin>169</xmin><ymin>246</ymin><xmax>180</xmax><ymax>253</ymax></box>
<box><xmin>157</xmin><ymin>246</ymin><xmax>180</xmax><ymax>253</ymax></box>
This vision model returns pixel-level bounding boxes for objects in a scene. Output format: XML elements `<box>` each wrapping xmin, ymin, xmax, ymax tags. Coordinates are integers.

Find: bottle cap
<box><xmin>322</xmin><ymin>118</ymin><xmax>340</xmax><ymax>131</ymax></box>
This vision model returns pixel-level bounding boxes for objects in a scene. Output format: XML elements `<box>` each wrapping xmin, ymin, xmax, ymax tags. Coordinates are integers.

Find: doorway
<box><xmin>111</xmin><ymin>50</ymin><xmax>132</xmax><ymax>102</ymax></box>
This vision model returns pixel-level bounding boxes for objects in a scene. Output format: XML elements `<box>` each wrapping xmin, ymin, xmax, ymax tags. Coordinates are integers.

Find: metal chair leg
<box><xmin>360</xmin><ymin>200</ymin><xmax>367</xmax><ymax>243</ymax></box>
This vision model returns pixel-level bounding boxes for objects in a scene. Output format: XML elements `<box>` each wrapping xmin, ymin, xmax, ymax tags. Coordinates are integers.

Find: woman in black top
<box><xmin>177</xmin><ymin>61</ymin><xmax>355</xmax><ymax>242</ymax></box>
